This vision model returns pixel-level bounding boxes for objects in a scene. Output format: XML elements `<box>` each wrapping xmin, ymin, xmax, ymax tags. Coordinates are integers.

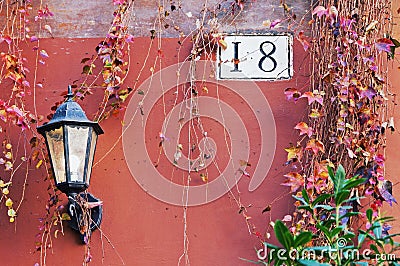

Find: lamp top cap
<box><xmin>66</xmin><ymin>85</ymin><xmax>74</xmax><ymax>102</ymax></box>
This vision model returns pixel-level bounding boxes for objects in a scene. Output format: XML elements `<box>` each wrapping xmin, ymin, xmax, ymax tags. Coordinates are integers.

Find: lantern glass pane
<box><xmin>85</xmin><ymin>129</ymin><xmax>98</xmax><ymax>185</ymax></box>
<box><xmin>45</xmin><ymin>126</ymin><xmax>66</xmax><ymax>184</ymax></box>
<box><xmin>66</xmin><ymin>125</ymin><xmax>89</xmax><ymax>183</ymax></box>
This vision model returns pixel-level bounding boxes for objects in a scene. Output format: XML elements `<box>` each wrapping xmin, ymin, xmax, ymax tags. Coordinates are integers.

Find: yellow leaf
<box><xmin>5</xmin><ymin>161</ymin><xmax>12</xmax><ymax>171</ymax></box>
<box><xmin>365</xmin><ymin>20</ymin><xmax>378</xmax><ymax>33</ymax></box>
<box><xmin>239</xmin><ymin>160</ymin><xmax>251</xmax><ymax>167</ymax></box>
<box><xmin>2</xmin><ymin>187</ymin><xmax>9</xmax><ymax>195</ymax></box>
<box><xmin>61</xmin><ymin>212</ymin><xmax>71</xmax><ymax>221</ymax></box>
<box><xmin>218</xmin><ymin>39</ymin><xmax>228</xmax><ymax>50</ymax></box>
<box><xmin>284</xmin><ymin>146</ymin><xmax>302</xmax><ymax>161</ymax></box>
<box><xmin>9</xmin><ymin>217</ymin><xmax>14</xmax><ymax>223</ymax></box>
<box><xmin>5</xmin><ymin>198</ymin><xmax>13</xmax><ymax>207</ymax></box>
<box><xmin>0</xmin><ymin>181</ymin><xmax>11</xmax><ymax>188</ymax></box>
<box><xmin>5</xmin><ymin>152</ymin><xmax>12</xmax><ymax>159</ymax></box>
<box><xmin>200</xmin><ymin>173</ymin><xmax>208</xmax><ymax>183</ymax></box>
<box><xmin>118</xmin><ymin>93</ymin><xmax>128</xmax><ymax>102</ymax></box>
<box><xmin>263</xmin><ymin>20</ymin><xmax>271</xmax><ymax>27</ymax></box>
<box><xmin>36</xmin><ymin>159</ymin><xmax>43</xmax><ymax>169</ymax></box>
<box><xmin>5</xmin><ymin>143</ymin><xmax>11</xmax><ymax>150</ymax></box>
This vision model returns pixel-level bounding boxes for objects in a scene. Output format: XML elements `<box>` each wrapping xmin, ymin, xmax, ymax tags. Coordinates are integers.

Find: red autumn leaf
<box><xmin>300</xmin><ymin>91</ymin><xmax>324</xmax><ymax>105</ymax></box>
<box><xmin>113</xmin><ymin>0</ymin><xmax>126</xmax><ymax>5</ymax></box>
<box><xmin>306</xmin><ymin>139</ymin><xmax>325</xmax><ymax>154</ymax></box>
<box><xmin>373</xmin><ymin>154</ymin><xmax>385</xmax><ymax>166</ymax></box>
<box><xmin>375</xmin><ymin>38</ymin><xmax>395</xmax><ymax>53</ymax></box>
<box><xmin>284</xmin><ymin>88</ymin><xmax>301</xmax><ymax>102</ymax></box>
<box><xmin>297</xmin><ymin>31</ymin><xmax>310</xmax><ymax>51</ymax></box>
<box><xmin>0</xmin><ymin>35</ymin><xmax>12</xmax><ymax>45</ymax></box>
<box><xmin>312</xmin><ymin>5</ymin><xmax>328</xmax><ymax>17</ymax></box>
<box><xmin>282</xmin><ymin>172</ymin><xmax>304</xmax><ymax>193</ymax></box>
<box><xmin>294</xmin><ymin>122</ymin><xmax>313</xmax><ymax>137</ymax></box>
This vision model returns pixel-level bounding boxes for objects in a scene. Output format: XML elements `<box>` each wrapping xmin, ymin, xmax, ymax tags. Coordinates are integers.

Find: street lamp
<box><xmin>37</xmin><ymin>85</ymin><xmax>104</xmax><ymax>242</ymax></box>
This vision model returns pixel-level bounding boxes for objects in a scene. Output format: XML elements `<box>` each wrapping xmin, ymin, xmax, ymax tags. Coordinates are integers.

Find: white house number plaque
<box><xmin>217</xmin><ymin>34</ymin><xmax>293</xmax><ymax>80</ymax></box>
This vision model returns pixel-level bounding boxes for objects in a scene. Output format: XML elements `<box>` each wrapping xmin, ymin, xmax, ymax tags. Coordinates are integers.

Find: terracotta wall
<box><xmin>0</xmin><ymin>36</ymin><xmax>308</xmax><ymax>265</ymax></box>
<box><xmin>384</xmin><ymin>0</ymin><xmax>400</xmax><ymax>244</ymax></box>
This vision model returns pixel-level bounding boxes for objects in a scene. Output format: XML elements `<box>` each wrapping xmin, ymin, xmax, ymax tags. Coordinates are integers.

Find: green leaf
<box><xmin>264</xmin><ymin>242</ymin><xmax>281</xmax><ymax>250</ymax></box>
<box><xmin>335</xmin><ymin>191</ymin><xmax>350</xmax><ymax>206</ymax></box>
<box><xmin>383</xmin><ymin>233</ymin><xmax>400</xmax><ymax>240</ymax></box>
<box><xmin>311</xmin><ymin>194</ymin><xmax>332</xmax><ymax>208</ymax></box>
<box><xmin>298</xmin><ymin>205</ymin><xmax>313</xmax><ymax>212</ymax></box>
<box><xmin>294</xmin><ymin>231</ymin><xmax>313</xmax><ymax>248</ymax></box>
<box><xmin>328</xmin><ymin>166</ymin><xmax>336</xmax><ymax>187</ymax></box>
<box><xmin>298</xmin><ymin>259</ymin><xmax>331</xmax><ymax>266</ymax></box>
<box><xmin>293</xmin><ymin>195</ymin><xmax>308</xmax><ymax>206</ymax></box>
<box><xmin>339</xmin><ymin>212</ymin><xmax>359</xmax><ymax>219</ymax></box>
<box><xmin>82</xmin><ymin>65</ymin><xmax>92</xmax><ymax>75</ymax></box>
<box><xmin>334</xmin><ymin>164</ymin><xmax>346</xmax><ymax>193</ymax></box>
<box><xmin>391</xmin><ymin>37</ymin><xmax>400</xmax><ymax>48</ymax></box>
<box><xmin>366</xmin><ymin>209</ymin><xmax>373</xmax><ymax>222</ymax></box>
<box><xmin>342</xmin><ymin>196</ymin><xmax>365</xmax><ymax>204</ymax></box>
<box><xmin>331</xmin><ymin>227</ymin><xmax>343</xmax><ymax>238</ymax></box>
<box><xmin>316</xmin><ymin>223</ymin><xmax>331</xmax><ymax>241</ymax></box>
<box><xmin>302</xmin><ymin>189</ymin><xmax>310</xmax><ymax>204</ymax></box>
<box><xmin>372</xmin><ymin>221</ymin><xmax>382</xmax><ymax>239</ymax></box>
<box><xmin>274</xmin><ymin>220</ymin><xmax>294</xmax><ymax>250</ymax></box>
<box><xmin>342</xmin><ymin>233</ymin><xmax>356</xmax><ymax>240</ymax></box>
<box><xmin>369</xmin><ymin>244</ymin><xmax>380</xmax><ymax>254</ymax></box>
<box><xmin>314</xmin><ymin>204</ymin><xmax>335</xmax><ymax>211</ymax></box>
<box><xmin>342</xmin><ymin>178</ymin><xmax>367</xmax><ymax>190</ymax></box>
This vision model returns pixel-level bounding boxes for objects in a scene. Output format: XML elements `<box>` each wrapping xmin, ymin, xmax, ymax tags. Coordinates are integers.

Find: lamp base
<box><xmin>67</xmin><ymin>192</ymin><xmax>103</xmax><ymax>244</ymax></box>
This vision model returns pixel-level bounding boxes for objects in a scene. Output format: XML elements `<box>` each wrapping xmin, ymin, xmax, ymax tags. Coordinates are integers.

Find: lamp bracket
<box><xmin>67</xmin><ymin>192</ymin><xmax>103</xmax><ymax>244</ymax></box>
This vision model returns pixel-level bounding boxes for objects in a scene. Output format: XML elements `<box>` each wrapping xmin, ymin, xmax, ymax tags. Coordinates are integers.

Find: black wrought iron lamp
<box><xmin>37</xmin><ymin>85</ymin><xmax>104</xmax><ymax>242</ymax></box>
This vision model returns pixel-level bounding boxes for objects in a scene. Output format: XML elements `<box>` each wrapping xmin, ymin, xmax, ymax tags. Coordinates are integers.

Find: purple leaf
<box><xmin>360</xmin><ymin>87</ymin><xmax>376</xmax><ymax>100</ymax></box>
<box><xmin>375</xmin><ymin>38</ymin><xmax>395</xmax><ymax>53</ymax></box>
<box><xmin>125</xmin><ymin>34</ymin><xmax>134</xmax><ymax>43</ymax></box>
<box><xmin>270</xmin><ymin>19</ymin><xmax>281</xmax><ymax>29</ymax></box>
<box><xmin>30</xmin><ymin>36</ymin><xmax>39</xmax><ymax>42</ymax></box>
<box><xmin>379</xmin><ymin>188</ymin><xmax>397</xmax><ymax>206</ymax></box>
<box><xmin>39</xmin><ymin>49</ymin><xmax>49</xmax><ymax>58</ymax></box>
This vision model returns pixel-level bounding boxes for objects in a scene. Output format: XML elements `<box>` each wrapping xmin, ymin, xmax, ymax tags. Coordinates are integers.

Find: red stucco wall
<box><xmin>0</xmin><ymin>37</ymin><xmax>309</xmax><ymax>265</ymax></box>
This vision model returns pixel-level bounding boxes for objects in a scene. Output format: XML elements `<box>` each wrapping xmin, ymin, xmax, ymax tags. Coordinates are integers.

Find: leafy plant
<box><xmin>256</xmin><ymin>165</ymin><xmax>400</xmax><ymax>265</ymax></box>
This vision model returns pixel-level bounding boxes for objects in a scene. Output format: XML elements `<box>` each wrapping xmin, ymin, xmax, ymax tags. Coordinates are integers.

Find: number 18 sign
<box><xmin>217</xmin><ymin>34</ymin><xmax>293</xmax><ymax>80</ymax></box>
